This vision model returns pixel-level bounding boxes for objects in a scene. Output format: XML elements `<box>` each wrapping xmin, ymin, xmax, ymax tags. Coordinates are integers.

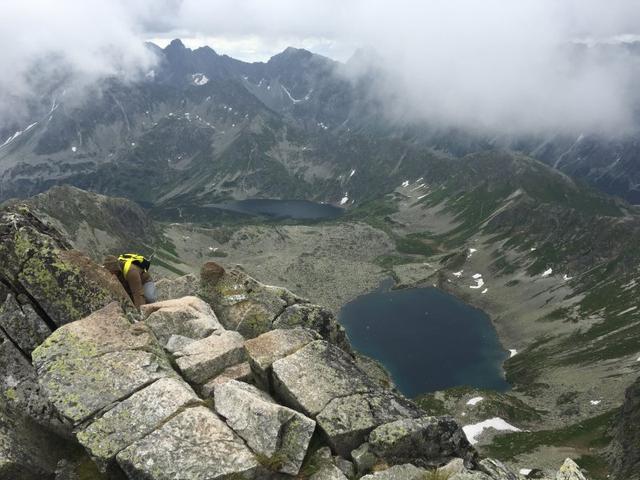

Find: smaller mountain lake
<box><xmin>208</xmin><ymin>199</ymin><xmax>343</xmax><ymax>220</ymax></box>
<box><xmin>338</xmin><ymin>284</ymin><xmax>510</xmax><ymax>397</ymax></box>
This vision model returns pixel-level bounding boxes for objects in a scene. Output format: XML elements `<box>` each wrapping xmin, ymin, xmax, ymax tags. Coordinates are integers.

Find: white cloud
<box><xmin>3</xmin><ymin>0</ymin><xmax>640</xmax><ymax>134</ymax></box>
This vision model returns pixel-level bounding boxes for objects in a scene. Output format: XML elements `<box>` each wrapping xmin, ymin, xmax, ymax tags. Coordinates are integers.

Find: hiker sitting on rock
<box><xmin>103</xmin><ymin>253</ymin><xmax>157</xmax><ymax>308</ymax></box>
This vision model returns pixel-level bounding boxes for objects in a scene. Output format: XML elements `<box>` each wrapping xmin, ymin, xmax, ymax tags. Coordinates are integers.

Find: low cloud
<box><xmin>3</xmin><ymin>0</ymin><xmax>640</xmax><ymax>135</ymax></box>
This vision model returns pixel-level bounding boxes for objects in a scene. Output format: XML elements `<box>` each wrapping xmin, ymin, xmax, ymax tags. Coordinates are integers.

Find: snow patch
<box><xmin>563</xmin><ymin>274</ymin><xmax>573</xmax><ymax>281</ymax></box>
<box><xmin>71</xmin><ymin>146</ymin><xmax>77</xmax><ymax>153</ymax></box>
<box><xmin>349</xmin><ymin>169</ymin><xmax>356</xmax><ymax>178</ymax></box>
<box><xmin>472</xmin><ymin>273</ymin><xmax>483</xmax><ymax>279</ymax></box>
<box><xmin>453</xmin><ymin>270</ymin><xmax>464</xmax><ymax>277</ymax></box>
<box><xmin>470</xmin><ymin>277</ymin><xmax>485</xmax><ymax>289</ymax></box>
<box><xmin>467</xmin><ymin>248</ymin><xmax>477</xmax><ymax>258</ymax></box>
<box><xmin>192</xmin><ymin>73</ymin><xmax>209</xmax><ymax>86</ymax></box>
<box><xmin>618</xmin><ymin>306</ymin><xmax>637</xmax><ymax>316</ymax></box>
<box><xmin>462</xmin><ymin>418</ymin><xmax>521</xmax><ymax>445</ymax></box>
<box><xmin>340</xmin><ymin>194</ymin><xmax>349</xmax><ymax>206</ymax></box>
<box><xmin>590</xmin><ymin>400</ymin><xmax>601</xmax><ymax>405</ymax></box>
<box><xmin>509</xmin><ymin>349</ymin><xmax>518</xmax><ymax>358</ymax></box>
<box><xmin>1</xmin><ymin>122</ymin><xmax>38</xmax><ymax>148</ymax></box>
<box><xmin>541</xmin><ymin>268</ymin><xmax>553</xmax><ymax>277</ymax></box>
<box><xmin>530</xmin><ymin>247</ymin><xmax>537</xmax><ymax>252</ymax></box>
<box><xmin>401</xmin><ymin>180</ymin><xmax>410</xmax><ymax>187</ymax></box>
<box><xmin>281</xmin><ymin>85</ymin><xmax>302</xmax><ymax>103</ymax></box>
<box><xmin>466</xmin><ymin>396</ymin><xmax>484</xmax><ymax>406</ymax></box>
<box><xmin>417</xmin><ymin>194</ymin><xmax>428</xmax><ymax>200</ymax></box>
<box><xmin>519</xmin><ymin>469</ymin><xmax>532</xmax><ymax>476</ymax></box>
<box><xmin>481</xmin><ymin>288</ymin><xmax>488</xmax><ymax>294</ymax></box>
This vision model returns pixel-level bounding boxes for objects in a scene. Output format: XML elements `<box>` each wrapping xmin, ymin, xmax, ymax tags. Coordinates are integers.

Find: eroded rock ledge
<box><xmin>0</xmin><ymin>203</ymin><xmax>595</xmax><ymax>480</ymax></box>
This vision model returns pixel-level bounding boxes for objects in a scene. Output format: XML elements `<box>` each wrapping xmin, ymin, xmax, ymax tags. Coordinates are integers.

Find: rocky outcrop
<box><xmin>32</xmin><ymin>302</ymin><xmax>176</xmax><ymax>425</ymax></box>
<box><xmin>274</xmin><ymin>303</ymin><xmax>351</xmax><ymax>352</ymax></box>
<box><xmin>140</xmin><ymin>296</ymin><xmax>223</xmax><ymax>346</ymax></box>
<box><xmin>116</xmin><ymin>406</ymin><xmax>259</xmax><ymax>480</ymax></box>
<box><xmin>0</xmin><ymin>294</ymin><xmax>51</xmax><ymax>354</ymax></box>
<box><xmin>609</xmin><ymin>376</ymin><xmax>640</xmax><ymax>480</ymax></box>
<box><xmin>245</xmin><ymin>327</ymin><xmax>320</xmax><ymax>390</ymax></box>
<box><xmin>556</xmin><ymin>458</ymin><xmax>587</xmax><ymax>480</ymax></box>
<box><xmin>155</xmin><ymin>273</ymin><xmax>200</xmax><ymax>302</ymax></box>
<box><xmin>173</xmin><ymin>330</ymin><xmax>247</xmax><ymax>386</ymax></box>
<box><xmin>76</xmin><ymin>378</ymin><xmax>200</xmax><ymax>472</ymax></box>
<box><xmin>214</xmin><ymin>380</ymin><xmax>316</xmax><ymax>475</ymax></box>
<box><xmin>0</xmin><ymin>400</ymin><xmax>75</xmax><ymax>480</ymax></box>
<box><xmin>366</xmin><ymin>416</ymin><xmax>477</xmax><ymax>468</ymax></box>
<box><xmin>0</xmin><ymin>206</ymin><xmax>132</xmax><ymax>329</ymax></box>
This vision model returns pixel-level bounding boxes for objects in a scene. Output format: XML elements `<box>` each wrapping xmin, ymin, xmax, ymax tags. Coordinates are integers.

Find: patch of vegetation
<box><xmin>482</xmin><ymin>410</ymin><xmax>617</xmax><ymax>480</ymax></box>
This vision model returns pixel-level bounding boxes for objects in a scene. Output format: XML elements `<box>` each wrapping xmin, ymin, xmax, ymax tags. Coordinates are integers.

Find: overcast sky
<box><xmin>3</xmin><ymin>0</ymin><xmax>640</xmax><ymax>134</ymax></box>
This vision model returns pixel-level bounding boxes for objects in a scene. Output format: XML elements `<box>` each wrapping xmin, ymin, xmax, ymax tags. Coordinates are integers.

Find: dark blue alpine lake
<box><xmin>338</xmin><ymin>285</ymin><xmax>510</xmax><ymax>398</ymax></box>
<box><xmin>208</xmin><ymin>199</ymin><xmax>343</xmax><ymax>220</ymax></box>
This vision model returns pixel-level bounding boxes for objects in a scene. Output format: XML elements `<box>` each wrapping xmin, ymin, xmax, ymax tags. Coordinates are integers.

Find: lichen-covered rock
<box><xmin>273</xmin><ymin>304</ymin><xmax>351</xmax><ymax>352</ymax></box>
<box><xmin>479</xmin><ymin>458</ymin><xmax>518</xmax><ymax>480</ymax></box>
<box><xmin>173</xmin><ymin>330</ymin><xmax>246</xmax><ymax>385</ymax></box>
<box><xmin>0</xmin><ymin>294</ymin><xmax>51</xmax><ymax>354</ymax></box>
<box><xmin>245</xmin><ymin>328</ymin><xmax>319</xmax><ymax>390</ymax></box>
<box><xmin>116</xmin><ymin>406</ymin><xmax>259</xmax><ymax>480</ymax></box>
<box><xmin>214</xmin><ymin>380</ymin><xmax>316</xmax><ymax>475</ymax></box>
<box><xmin>32</xmin><ymin>303</ymin><xmax>176</xmax><ymax>425</ymax></box>
<box><xmin>609</xmin><ymin>376</ymin><xmax>640</xmax><ymax>480</ymax></box>
<box><xmin>307</xmin><ymin>447</ymin><xmax>349</xmax><ymax>480</ymax></box>
<box><xmin>316</xmin><ymin>391</ymin><xmax>423</xmax><ymax>456</ymax></box>
<box><xmin>0</xmin><ymin>400</ymin><xmax>73</xmax><ymax>480</ymax></box>
<box><xmin>165</xmin><ymin>334</ymin><xmax>196</xmax><ymax>353</ymax></box>
<box><xmin>0</xmin><ymin>329</ymin><xmax>67</xmax><ymax>434</ymax></box>
<box><xmin>77</xmin><ymin>378</ymin><xmax>200</xmax><ymax>471</ymax></box>
<box><xmin>367</xmin><ymin>416</ymin><xmax>478</xmax><ymax>469</ymax></box>
<box><xmin>555</xmin><ymin>459</ymin><xmax>587</xmax><ymax>480</ymax></box>
<box><xmin>201</xmin><ymin>362</ymin><xmax>253</xmax><ymax>397</ymax></box>
<box><xmin>359</xmin><ymin>464</ymin><xmax>429</xmax><ymax>480</ymax></box>
<box><xmin>140</xmin><ymin>296</ymin><xmax>223</xmax><ymax>345</ymax></box>
<box><xmin>271</xmin><ymin>340</ymin><xmax>378</xmax><ymax>416</ymax></box>
<box><xmin>351</xmin><ymin>443</ymin><xmax>377</xmax><ymax>475</ymax></box>
<box><xmin>199</xmin><ymin>262</ymin><xmax>306</xmax><ymax>338</ymax></box>
<box><xmin>155</xmin><ymin>273</ymin><xmax>199</xmax><ymax>301</ymax></box>
<box><xmin>0</xmin><ymin>206</ymin><xmax>132</xmax><ymax>327</ymax></box>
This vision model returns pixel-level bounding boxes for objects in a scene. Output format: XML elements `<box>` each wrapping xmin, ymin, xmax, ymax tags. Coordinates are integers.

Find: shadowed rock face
<box><xmin>610</xmin><ymin>376</ymin><xmax>640</xmax><ymax>480</ymax></box>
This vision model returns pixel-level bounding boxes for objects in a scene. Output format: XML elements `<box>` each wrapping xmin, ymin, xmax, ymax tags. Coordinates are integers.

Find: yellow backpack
<box><xmin>118</xmin><ymin>254</ymin><xmax>151</xmax><ymax>277</ymax></box>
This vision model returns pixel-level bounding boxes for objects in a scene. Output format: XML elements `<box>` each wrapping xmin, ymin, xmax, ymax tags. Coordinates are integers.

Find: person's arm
<box><xmin>125</xmin><ymin>267</ymin><xmax>146</xmax><ymax>308</ymax></box>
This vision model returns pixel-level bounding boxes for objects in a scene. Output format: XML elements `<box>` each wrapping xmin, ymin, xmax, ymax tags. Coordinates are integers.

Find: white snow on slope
<box><xmin>340</xmin><ymin>194</ymin><xmax>349</xmax><ymax>206</ymax></box>
<box><xmin>350</xmin><ymin>169</ymin><xmax>356</xmax><ymax>178</ymax></box>
<box><xmin>453</xmin><ymin>270</ymin><xmax>464</xmax><ymax>277</ymax></box>
<box><xmin>590</xmin><ymin>400</ymin><xmax>601</xmax><ymax>405</ymax></box>
<box><xmin>472</xmin><ymin>273</ymin><xmax>483</xmax><ymax>279</ymax></box>
<box><xmin>481</xmin><ymin>288</ymin><xmax>488</xmax><ymax>294</ymax></box>
<box><xmin>468</xmin><ymin>248</ymin><xmax>477</xmax><ymax>258</ymax></box>
<box><xmin>1</xmin><ymin>122</ymin><xmax>38</xmax><ymax>148</ymax></box>
<box><xmin>401</xmin><ymin>180</ymin><xmax>409</xmax><ymax>187</ymax></box>
<box><xmin>71</xmin><ymin>146</ymin><xmax>77</xmax><ymax>153</ymax></box>
<box><xmin>417</xmin><ymin>194</ymin><xmax>428</xmax><ymax>200</ymax></box>
<box><xmin>541</xmin><ymin>268</ymin><xmax>553</xmax><ymax>277</ymax></box>
<box><xmin>563</xmin><ymin>274</ymin><xmax>573</xmax><ymax>281</ymax></box>
<box><xmin>509</xmin><ymin>349</ymin><xmax>518</xmax><ymax>358</ymax></box>
<box><xmin>192</xmin><ymin>73</ymin><xmax>209</xmax><ymax>86</ymax></box>
<box><xmin>470</xmin><ymin>277</ymin><xmax>485</xmax><ymax>289</ymax></box>
<box><xmin>520</xmin><ymin>469</ymin><xmax>532</xmax><ymax>476</ymax></box>
<box><xmin>463</xmin><ymin>418</ymin><xmax>521</xmax><ymax>445</ymax></box>
<box><xmin>281</xmin><ymin>85</ymin><xmax>301</xmax><ymax>103</ymax></box>
<box><xmin>466</xmin><ymin>397</ymin><xmax>484</xmax><ymax>406</ymax></box>
<box><xmin>618</xmin><ymin>306</ymin><xmax>638</xmax><ymax>316</ymax></box>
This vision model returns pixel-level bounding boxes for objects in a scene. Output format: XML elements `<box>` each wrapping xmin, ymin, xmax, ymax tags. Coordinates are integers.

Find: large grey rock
<box><xmin>316</xmin><ymin>391</ymin><xmax>422</xmax><ymax>456</ymax></box>
<box><xmin>609</xmin><ymin>376</ymin><xmax>640</xmax><ymax>480</ymax></box>
<box><xmin>307</xmin><ymin>448</ymin><xmax>349</xmax><ymax>480</ymax></box>
<box><xmin>0</xmin><ymin>206</ymin><xmax>133</xmax><ymax>328</ymax></box>
<box><xmin>155</xmin><ymin>274</ymin><xmax>199</xmax><ymax>301</ymax></box>
<box><xmin>351</xmin><ymin>443</ymin><xmax>377</xmax><ymax>475</ymax></box>
<box><xmin>0</xmin><ymin>400</ymin><xmax>72</xmax><ymax>480</ymax></box>
<box><xmin>32</xmin><ymin>302</ymin><xmax>176</xmax><ymax>425</ymax></box>
<box><xmin>367</xmin><ymin>415</ymin><xmax>478</xmax><ymax>468</ymax></box>
<box><xmin>449</xmin><ymin>471</ymin><xmax>493</xmax><ymax>480</ymax></box>
<box><xmin>555</xmin><ymin>459</ymin><xmax>587</xmax><ymax>480</ymax></box>
<box><xmin>200</xmin><ymin>362</ymin><xmax>253</xmax><ymax>398</ymax></box>
<box><xmin>273</xmin><ymin>304</ymin><xmax>351</xmax><ymax>352</ymax></box>
<box><xmin>116</xmin><ymin>406</ymin><xmax>259</xmax><ymax>480</ymax></box>
<box><xmin>360</xmin><ymin>464</ymin><xmax>429</xmax><ymax>480</ymax></box>
<box><xmin>479</xmin><ymin>458</ymin><xmax>518</xmax><ymax>480</ymax></box>
<box><xmin>214</xmin><ymin>380</ymin><xmax>316</xmax><ymax>475</ymax></box>
<box><xmin>173</xmin><ymin>330</ymin><xmax>246</xmax><ymax>385</ymax></box>
<box><xmin>244</xmin><ymin>328</ymin><xmax>319</xmax><ymax>390</ymax></box>
<box><xmin>271</xmin><ymin>340</ymin><xmax>378</xmax><ymax>416</ymax></box>
<box><xmin>0</xmin><ymin>294</ymin><xmax>51</xmax><ymax>354</ymax></box>
<box><xmin>199</xmin><ymin>262</ymin><xmax>306</xmax><ymax>338</ymax></box>
<box><xmin>0</xmin><ymin>329</ymin><xmax>66</xmax><ymax>434</ymax></box>
<box><xmin>77</xmin><ymin>378</ymin><xmax>200</xmax><ymax>471</ymax></box>
<box><xmin>141</xmin><ymin>296</ymin><xmax>223</xmax><ymax>346</ymax></box>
